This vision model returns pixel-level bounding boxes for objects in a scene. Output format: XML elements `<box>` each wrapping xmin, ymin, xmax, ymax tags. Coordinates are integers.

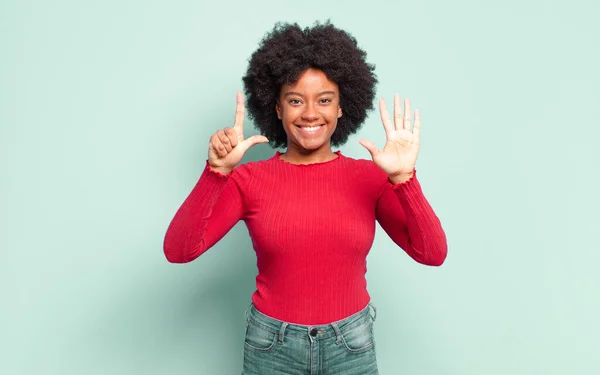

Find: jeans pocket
<box><xmin>244</xmin><ymin>321</ymin><xmax>277</xmax><ymax>352</ymax></box>
<box><xmin>340</xmin><ymin>318</ymin><xmax>375</xmax><ymax>354</ymax></box>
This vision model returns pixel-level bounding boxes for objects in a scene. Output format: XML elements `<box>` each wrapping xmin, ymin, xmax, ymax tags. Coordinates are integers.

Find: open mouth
<box><xmin>295</xmin><ymin>124</ymin><xmax>325</xmax><ymax>135</ymax></box>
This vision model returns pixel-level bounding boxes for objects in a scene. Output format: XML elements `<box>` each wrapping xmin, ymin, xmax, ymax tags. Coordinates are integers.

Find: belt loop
<box><xmin>330</xmin><ymin>322</ymin><xmax>343</xmax><ymax>345</ymax></box>
<box><xmin>369</xmin><ymin>303</ymin><xmax>377</xmax><ymax>322</ymax></box>
<box><xmin>278</xmin><ymin>322</ymin><xmax>288</xmax><ymax>344</ymax></box>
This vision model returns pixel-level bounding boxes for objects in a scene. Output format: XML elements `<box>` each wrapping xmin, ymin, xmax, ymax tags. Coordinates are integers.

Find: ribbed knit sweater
<box><xmin>163</xmin><ymin>150</ymin><xmax>447</xmax><ymax>325</ymax></box>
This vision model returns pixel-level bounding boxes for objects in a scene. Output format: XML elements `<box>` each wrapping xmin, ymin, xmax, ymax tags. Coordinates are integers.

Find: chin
<box><xmin>304</xmin><ymin>143</ymin><xmax>331</xmax><ymax>153</ymax></box>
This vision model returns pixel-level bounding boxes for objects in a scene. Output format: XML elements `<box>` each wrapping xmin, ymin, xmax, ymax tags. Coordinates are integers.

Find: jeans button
<box><xmin>310</xmin><ymin>328</ymin><xmax>318</xmax><ymax>336</ymax></box>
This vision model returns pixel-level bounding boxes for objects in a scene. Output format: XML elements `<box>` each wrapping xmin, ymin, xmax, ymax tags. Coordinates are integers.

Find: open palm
<box><xmin>359</xmin><ymin>94</ymin><xmax>421</xmax><ymax>178</ymax></box>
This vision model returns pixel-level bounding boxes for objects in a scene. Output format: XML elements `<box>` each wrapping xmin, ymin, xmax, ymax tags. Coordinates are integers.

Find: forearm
<box><xmin>391</xmin><ymin>174</ymin><xmax>447</xmax><ymax>266</ymax></box>
<box><xmin>163</xmin><ymin>162</ymin><xmax>234</xmax><ymax>263</ymax></box>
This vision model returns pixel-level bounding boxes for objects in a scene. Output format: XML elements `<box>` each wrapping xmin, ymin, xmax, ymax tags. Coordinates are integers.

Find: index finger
<box><xmin>234</xmin><ymin>91</ymin><xmax>245</xmax><ymax>134</ymax></box>
<box><xmin>379</xmin><ymin>98</ymin><xmax>394</xmax><ymax>138</ymax></box>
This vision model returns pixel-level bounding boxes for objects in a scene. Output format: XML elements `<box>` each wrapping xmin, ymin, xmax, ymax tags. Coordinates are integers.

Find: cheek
<box><xmin>329</xmin><ymin>108</ymin><xmax>341</xmax><ymax>122</ymax></box>
<box><xmin>281</xmin><ymin>108</ymin><xmax>299</xmax><ymax>123</ymax></box>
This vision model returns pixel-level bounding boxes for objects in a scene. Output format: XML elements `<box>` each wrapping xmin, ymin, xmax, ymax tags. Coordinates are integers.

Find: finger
<box><xmin>240</xmin><ymin>135</ymin><xmax>269</xmax><ymax>153</ymax></box>
<box><xmin>358</xmin><ymin>139</ymin><xmax>379</xmax><ymax>159</ymax></box>
<box><xmin>224</xmin><ymin>127</ymin><xmax>238</xmax><ymax>147</ymax></box>
<box><xmin>215</xmin><ymin>140</ymin><xmax>228</xmax><ymax>157</ymax></box>
<box><xmin>413</xmin><ymin>109</ymin><xmax>421</xmax><ymax>140</ymax></box>
<box><xmin>211</xmin><ymin>136</ymin><xmax>229</xmax><ymax>157</ymax></box>
<box><xmin>217</xmin><ymin>130</ymin><xmax>232</xmax><ymax>152</ymax></box>
<box><xmin>379</xmin><ymin>98</ymin><xmax>393</xmax><ymax>138</ymax></box>
<box><xmin>403</xmin><ymin>98</ymin><xmax>412</xmax><ymax>131</ymax></box>
<box><xmin>393</xmin><ymin>93</ymin><xmax>403</xmax><ymax>131</ymax></box>
<box><xmin>234</xmin><ymin>91</ymin><xmax>245</xmax><ymax>134</ymax></box>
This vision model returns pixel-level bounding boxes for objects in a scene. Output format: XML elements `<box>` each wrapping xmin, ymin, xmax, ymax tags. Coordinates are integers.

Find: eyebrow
<box><xmin>283</xmin><ymin>91</ymin><xmax>337</xmax><ymax>97</ymax></box>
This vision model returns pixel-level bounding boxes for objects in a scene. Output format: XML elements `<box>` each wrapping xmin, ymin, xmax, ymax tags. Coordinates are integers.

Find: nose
<box><xmin>301</xmin><ymin>102</ymin><xmax>319</xmax><ymax>122</ymax></box>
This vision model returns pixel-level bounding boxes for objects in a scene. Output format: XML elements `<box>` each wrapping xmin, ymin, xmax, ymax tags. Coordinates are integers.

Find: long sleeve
<box><xmin>163</xmin><ymin>161</ymin><xmax>246</xmax><ymax>263</ymax></box>
<box><xmin>161</xmin><ymin>151</ymin><xmax>447</xmax><ymax>324</ymax></box>
<box><xmin>375</xmin><ymin>170</ymin><xmax>448</xmax><ymax>266</ymax></box>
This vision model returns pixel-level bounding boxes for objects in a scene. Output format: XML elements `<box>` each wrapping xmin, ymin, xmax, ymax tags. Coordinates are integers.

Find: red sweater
<box><xmin>163</xmin><ymin>151</ymin><xmax>447</xmax><ymax>325</ymax></box>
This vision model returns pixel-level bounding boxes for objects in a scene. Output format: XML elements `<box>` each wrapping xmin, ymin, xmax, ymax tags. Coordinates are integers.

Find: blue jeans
<box><xmin>242</xmin><ymin>303</ymin><xmax>379</xmax><ymax>375</ymax></box>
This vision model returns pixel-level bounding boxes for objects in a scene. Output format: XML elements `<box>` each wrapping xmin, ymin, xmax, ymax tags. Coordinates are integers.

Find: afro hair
<box><xmin>242</xmin><ymin>21</ymin><xmax>378</xmax><ymax>149</ymax></box>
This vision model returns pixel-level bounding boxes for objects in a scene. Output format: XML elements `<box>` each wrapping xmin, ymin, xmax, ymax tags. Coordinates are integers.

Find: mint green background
<box><xmin>2</xmin><ymin>0</ymin><xmax>599</xmax><ymax>374</ymax></box>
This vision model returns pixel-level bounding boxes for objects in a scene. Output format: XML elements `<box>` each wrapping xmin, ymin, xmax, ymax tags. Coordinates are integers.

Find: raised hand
<box><xmin>359</xmin><ymin>94</ymin><xmax>421</xmax><ymax>183</ymax></box>
<box><xmin>208</xmin><ymin>91</ymin><xmax>269</xmax><ymax>174</ymax></box>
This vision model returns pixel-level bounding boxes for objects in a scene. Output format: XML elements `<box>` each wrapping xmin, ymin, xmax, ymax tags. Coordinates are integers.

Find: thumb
<box><xmin>240</xmin><ymin>135</ymin><xmax>269</xmax><ymax>151</ymax></box>
<box><xmin>358</xmin><ymin>139</ymin><xmax>379</xmax><ymax>159</ymax></box>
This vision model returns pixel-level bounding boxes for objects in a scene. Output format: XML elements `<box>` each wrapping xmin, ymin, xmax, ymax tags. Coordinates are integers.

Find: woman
<box><xmin>164</xmin><ymin>21</ymin><xmax>447</xmax><ymax>375</ymax></box>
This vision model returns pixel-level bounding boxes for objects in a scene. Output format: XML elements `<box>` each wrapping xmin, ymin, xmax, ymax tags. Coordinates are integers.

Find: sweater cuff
<box><xmin>390</xmin><ymin>169</ymin><xmax>425</xmax><ymax>198</ymax></box>
<box><xmin>204</xmin><ymin>160</ymin><xmax>233</xmax><ymax>178</ymax></box>
<box><xmin>196</xmin><ymin>161</ymin><xmax>232</xmax><ymax>198</ymax></box>
<box><xmin>390</xmin><ymin>169</ymin><xmax>417</xmax><ymax>187</ymax></box>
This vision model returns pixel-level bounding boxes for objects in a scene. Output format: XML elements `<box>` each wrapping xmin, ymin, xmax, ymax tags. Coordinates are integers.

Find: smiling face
<box><xmin>276</xmin><ymin>68</ymin><xmax>342</xmax><ymax>155</ymax></box>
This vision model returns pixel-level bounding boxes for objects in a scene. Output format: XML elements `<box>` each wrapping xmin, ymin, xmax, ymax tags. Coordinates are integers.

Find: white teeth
<box><xmin>303</xmin><ymin>126</ymin><xmax>320</xmax><ymax>131</ymax></box>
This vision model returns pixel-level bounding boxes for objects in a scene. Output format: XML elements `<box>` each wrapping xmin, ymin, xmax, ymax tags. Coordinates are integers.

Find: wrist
<box><xmin>208</xmin><ymin>162</ymin><xmax>233</xmax><ymax>175</ymax></box>
<box><xmin>388</xmin><ymin>171</ymin><xmax>414</xmax><ymax>184</ymax></box>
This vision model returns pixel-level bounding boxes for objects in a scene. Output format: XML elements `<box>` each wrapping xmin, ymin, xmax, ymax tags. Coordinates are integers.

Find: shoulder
<box><xmin>339</xmin><ymin>154</ymin><xmax>389</xmax><ymax>194</ymax></box>
<box><xmin>340</xmin><ymin>153</ymin><xmax>388</xmax><ymax>180</ymax></box>
<box><xmin>234</xmin><ymin>156</ymin><xmax>273</xmax><ymax>174</ymax></box>
<box><xmin>230</xmin><ymin>155</ymin><xmax>274</xmax><ymax>186</ymax></box>
<box><xmin>231</xmin><ymin>160</ymin><xmax>255</xmax><ymax>181</ymax></box>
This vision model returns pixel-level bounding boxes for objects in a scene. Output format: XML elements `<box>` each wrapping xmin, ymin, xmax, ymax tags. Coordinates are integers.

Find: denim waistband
<box><xmin>244</xmin><ymin>303</ymin><xmax>377</xmax><ymax>341</ymax></box>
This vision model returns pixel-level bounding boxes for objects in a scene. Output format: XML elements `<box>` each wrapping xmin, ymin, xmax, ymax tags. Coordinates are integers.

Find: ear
<box><xmin>338</xmin><ymin>106</ymin><xmax>342</xmax><ymax>118</ymax></box>
<box><xmin>276</xmin><ymin>101</ymin><xmax>282</xmax><ymax>119</ymax></box>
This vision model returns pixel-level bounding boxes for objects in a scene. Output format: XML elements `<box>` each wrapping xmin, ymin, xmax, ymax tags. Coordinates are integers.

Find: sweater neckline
<box><xmin>273</xmin><ymin>150</ymin><xmax>342</xmax><ymax>167</ymax></box>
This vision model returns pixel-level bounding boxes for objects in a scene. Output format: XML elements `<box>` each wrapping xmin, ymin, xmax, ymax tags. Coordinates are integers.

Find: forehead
<box><xmin>282</xmin><ymin>68</ymin><xmax>338</xmax><ymax>93</ymax></box>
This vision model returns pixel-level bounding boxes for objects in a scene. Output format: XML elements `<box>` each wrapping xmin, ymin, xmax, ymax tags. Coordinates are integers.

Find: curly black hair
<box><xmin>242</xmin><ymin>21</ymin><xmax>378</xmax><ymax>149</ymax></box>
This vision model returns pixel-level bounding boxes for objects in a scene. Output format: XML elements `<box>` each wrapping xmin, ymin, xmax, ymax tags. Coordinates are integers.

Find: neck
<box><xmin>280</xmin><ymin>144</ymin><xmax>337</xmax><ymax>165</ymax></box>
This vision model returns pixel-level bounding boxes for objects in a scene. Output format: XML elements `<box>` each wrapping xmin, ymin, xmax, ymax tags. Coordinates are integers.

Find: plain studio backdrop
<box><xmin>1</xmin><ymin>0</ymin><xmax>599</xmax><ymax>374</ymax></box>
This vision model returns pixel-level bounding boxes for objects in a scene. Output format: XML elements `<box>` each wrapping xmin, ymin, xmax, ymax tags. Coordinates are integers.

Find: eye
<box><xmin>288</xmin><ymin>99</ymin><xmax>302</xmax><ymax>105</ymax></box>
<box><xmin>319</xmin><ymin>98</ymin><xmax>332</xmax><ymax>104</ymax></box>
